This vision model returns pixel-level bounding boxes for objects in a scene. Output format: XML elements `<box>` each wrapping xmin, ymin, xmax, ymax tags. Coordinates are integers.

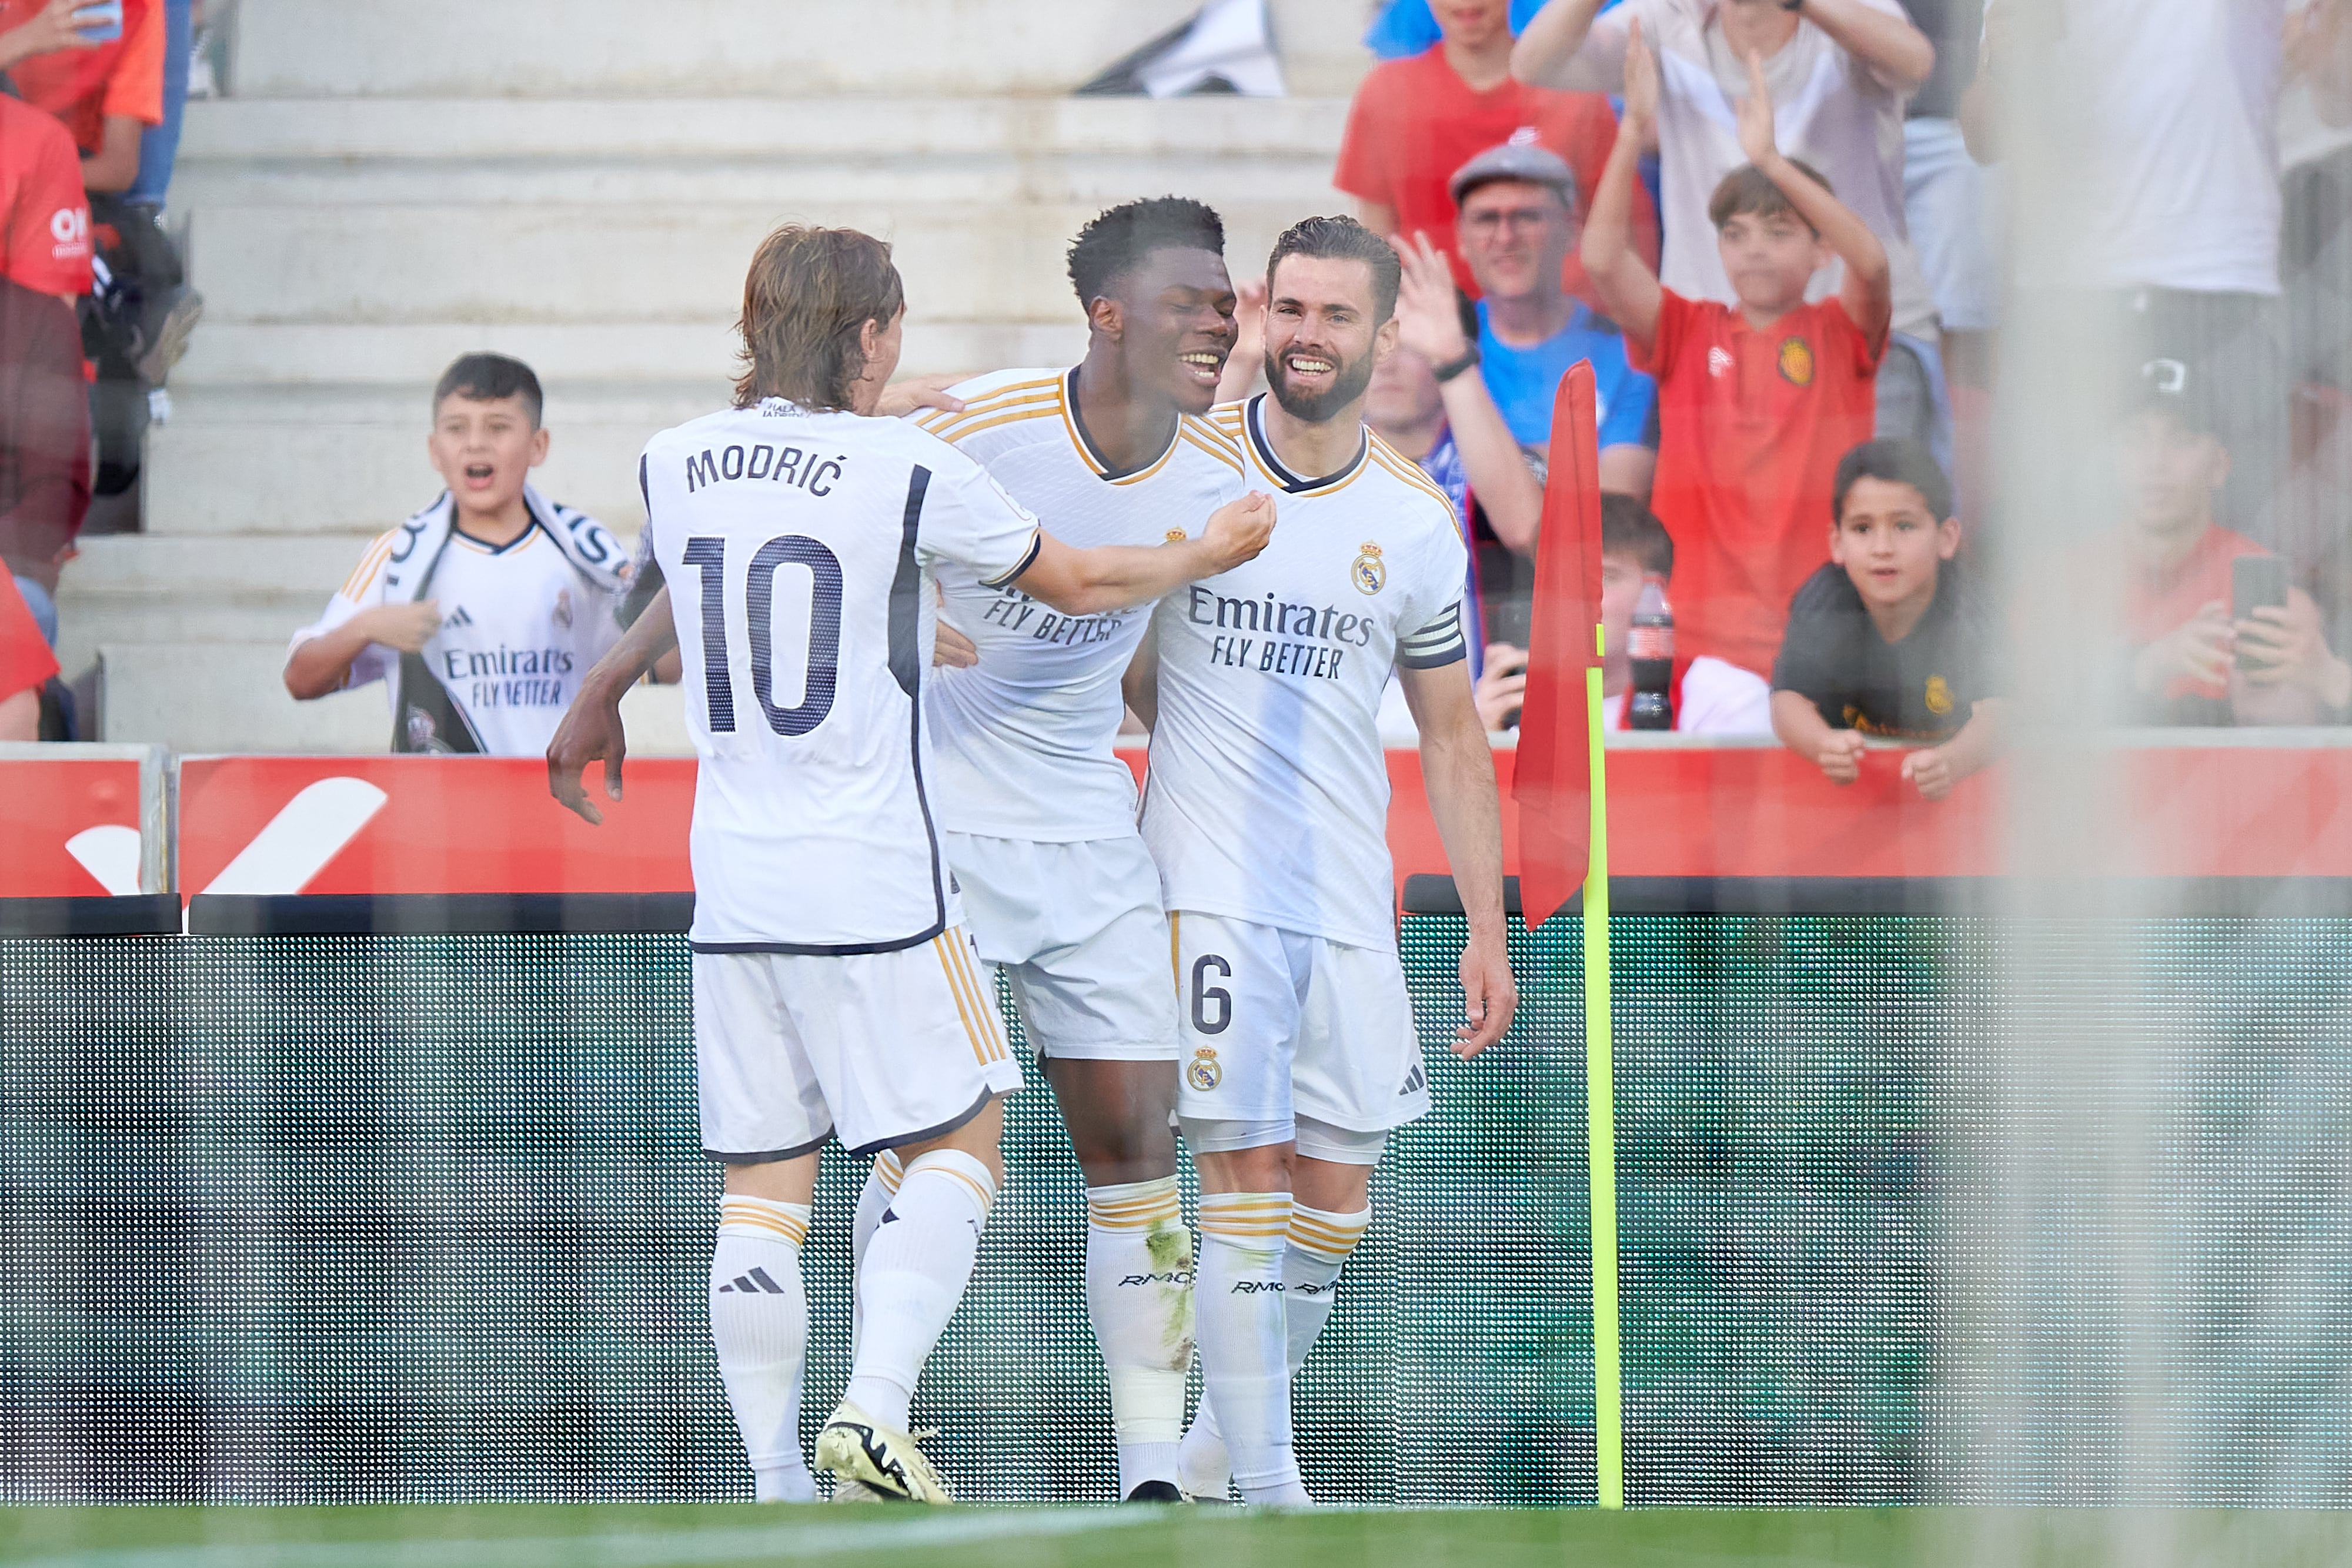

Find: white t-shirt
<box><xmin>911</xmin><ymin>368</ymin><xmax>1246</xmax><ymax>841</ymax></box>
<box><xmin>1994</xmin><ymin>0</ymin><xmax>2284</xmax><ymax>295</ymax></box>
<box><xmin>1599</xmin><ymin>653</ymin><xmax>1774</xmax><ymax>733</ymax></box>
<box><xmin>1565</xmin><ymin>0</ymin><xmax>1939</xmax><ymax>336</ymax></box>
<box><xmin>641</xmin><ymin>399</ymin><xmax>1044</xmax><ymax>953</ymax></box>
<box><xmin>290</xmin><ymin>510</ymin><xmax>627</xmax><ymax>757</ymax></box>
<box><xmin>1142</xmin><ymin>397</ymin><xmax>1470</xmax><ymax>953</ymax></box>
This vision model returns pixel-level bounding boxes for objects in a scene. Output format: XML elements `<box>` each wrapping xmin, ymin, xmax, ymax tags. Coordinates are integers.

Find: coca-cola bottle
<box><xmin>1628</xmin><ymin>574</ymin><xmax>1673</xmax><ymax>731</ymax></box>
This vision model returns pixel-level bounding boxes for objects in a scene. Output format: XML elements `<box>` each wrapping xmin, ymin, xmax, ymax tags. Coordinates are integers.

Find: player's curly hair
<box><xmin>1265</xmin><ymin>215</ymin><xmax>1402</xmax><ymax>324</ymax></box>
<box><xmin>734</xmin><ymin>224</ymin><xmax>906</xmax><ymax>412</ymax></box>
<box><xmin>1065</xmin><ymin>197</ymin><xmax>1227</xmax><ymax>312</ymax></box>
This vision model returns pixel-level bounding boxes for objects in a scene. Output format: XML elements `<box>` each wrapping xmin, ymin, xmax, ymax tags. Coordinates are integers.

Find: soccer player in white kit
<box><xmin>1125</xmin><ymin>217</ymin><xmax>1518</xmax><ymax>1505</ymax></box>
<box><xmin>887</xmin><ymin>198</ymin><xmax>1248</xmax><ymax>1503</ymax></box>
<box><xmin>546</xmin><ymin>225</ymin><xmax>1274</xmax><ymax>1503</ymax></box>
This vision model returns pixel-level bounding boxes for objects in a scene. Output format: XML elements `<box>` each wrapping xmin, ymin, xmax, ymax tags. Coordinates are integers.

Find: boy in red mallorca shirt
<box><xmin>1335</xmin><ymin>0</ymin><xmax>1657</xmax><ymax>311</ymax></box>
<box><xmin>1580</xmin><ymin>22</ymin><xmax>1890</xmax><ymax>677</ymax></box>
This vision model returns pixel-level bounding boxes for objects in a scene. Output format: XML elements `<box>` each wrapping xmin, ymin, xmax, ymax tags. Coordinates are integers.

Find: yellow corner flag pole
<box><xmin>1586</xmin><ymin>623</ymin><xmax>1622</xmax><ymax>1509</ymax></box>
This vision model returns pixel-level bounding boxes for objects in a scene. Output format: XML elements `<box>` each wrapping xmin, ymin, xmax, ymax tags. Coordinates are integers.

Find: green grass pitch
<box><xmin>0</xmin><ymin>1507</ymin><xmax>2346</xmax><ymax>1568</ymax></box>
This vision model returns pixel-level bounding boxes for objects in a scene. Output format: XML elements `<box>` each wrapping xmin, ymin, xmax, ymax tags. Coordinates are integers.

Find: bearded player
<box><xmin>1125</xmin><ymin>216</ymin><xmax>1516</xmax><ymax>1505</ymax></box>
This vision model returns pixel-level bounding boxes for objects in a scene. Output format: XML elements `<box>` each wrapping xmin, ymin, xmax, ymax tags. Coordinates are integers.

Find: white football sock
<box><xmin>849</xmin><ymin>1150</ymin><xmax>903</xmax><ymax>1350</ymax></box>
<box><xmin>709</xmin><ymin>1195</ymin><xmax>816</xmax><ymax>1503</ymax></box>
<box><xmin>844</xmin><ymin>1148</ymin><xmax>994</xmax><ymax>1433</ymax></box>
<box><xmin>1085</xmin><ymin>1178</ymin><xmax>1193</xmax><ymax>1496</ymax></box>
<box><xmin>1283</xmin><ymin>1203</ymin><xmax>1370</xmax><ymax>1379</ymax></box>
<box><xmin>1181</xmin><ymin>1202</ymin><xmax>1370</xmax><ymax>1502</ymax></box>
<box><xmin>1191</xmin><ymin>1191</ymin><xmax>1307</xmax><ymax>1506</ymax></box>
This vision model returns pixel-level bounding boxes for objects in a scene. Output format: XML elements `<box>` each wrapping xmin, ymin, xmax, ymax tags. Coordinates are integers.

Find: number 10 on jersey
<box><xmin>683</xmin><ymin>534</ymin><xmax>843</xmax><ymax>736</ymax></box>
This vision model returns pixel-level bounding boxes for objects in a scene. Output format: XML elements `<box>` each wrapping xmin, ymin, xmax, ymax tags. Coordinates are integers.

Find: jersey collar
<box><xmin>1061</xmin><ymin>367</ymin><xmax>1183</xmax><ymax>484</ymax></box>
<box><xmin>1244</xmin><ymin>393</ymin><xmax>1368</xmax><ymax>494</ymax></box>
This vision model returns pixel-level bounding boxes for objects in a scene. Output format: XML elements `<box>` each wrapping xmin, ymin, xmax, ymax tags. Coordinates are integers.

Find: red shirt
<box><xmin>0</xmin><ymin>0</ymin><xmax>163</xmax><ymax>153</ymax></box>
<box><xmin>0</xmin><ymin>568</ymin><xmax>58</xmax><ymax>707</ymax></box>
<box><xmin>1635</xmin><ymin>289</ymin><xmax>1885</xmax><ymax>676</ymax></box>
<box><xmin>1333</xmin><ymin>45</ymin><xmax>1659</xmax><ymax>311</ymax></box>
<box><xmin>2123</xmin><ymin>523</ymin><xmax>2268</xmax><ymax>703</ymax></box>
<box><xmin>0</xmin><ymin>97</ymin><xmax>92</xmax><ymax>297</ymax></box>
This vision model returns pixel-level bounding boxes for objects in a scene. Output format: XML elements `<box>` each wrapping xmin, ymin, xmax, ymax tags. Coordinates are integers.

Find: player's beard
<box><xmin>1263</xmin><ymin>342</ymin><xmax>1375</xmax><ymax>425</ymax></box>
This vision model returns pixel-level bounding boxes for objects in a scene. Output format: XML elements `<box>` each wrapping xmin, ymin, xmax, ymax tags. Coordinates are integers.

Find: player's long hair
<box><xmin>734</xmin><ymin>225</ymin><xmax>907</xmax><ymax>412</ymax></box>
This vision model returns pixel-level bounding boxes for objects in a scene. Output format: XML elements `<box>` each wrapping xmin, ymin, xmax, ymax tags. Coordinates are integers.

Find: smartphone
<box><xmin>74</xmin><ymin>2</ymin><xmax>123</xmax><ymax>42</ymax></box>
<box><xmin>2232</xmin><ymin>554</ymin><xmax>2291</xmax><ymax>670</ymax></box>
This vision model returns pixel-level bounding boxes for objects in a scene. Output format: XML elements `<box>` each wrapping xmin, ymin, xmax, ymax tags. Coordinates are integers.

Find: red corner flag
<box><xmin>1514</xmin><ymin>362</ymin><xmax>1606</xmax><ymax>928</ymax></box>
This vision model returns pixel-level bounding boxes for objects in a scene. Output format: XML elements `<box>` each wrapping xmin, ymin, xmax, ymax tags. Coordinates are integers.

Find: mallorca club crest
<box><xmin>1925</xmin><ymin>674</ymin><xmax>1955</xmax><ymax>716</ymax></box>
<box><xmin>1351</xmin><ymin>541</ymin><xmax>1387</xmax><ymax>596</ymax></box>
<box><xmin>1778</xmin><ymin>336</ymin><xmax>1815</xmax><ymax>387</ymax></box>
<box><xmin>1164</xmin><ymin>528</ymin><xmax>1188</xmax><ymax>544</ymax></box>
<box><xmin>1188</xmin><ymin>1048</ymin><xmax>1222</xmax><ymax>1092</ymax></box>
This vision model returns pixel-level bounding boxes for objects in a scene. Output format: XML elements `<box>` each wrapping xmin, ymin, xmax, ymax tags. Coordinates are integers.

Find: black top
<box><xmin>1772</xmin><ymin>561</ymin><xmax>1997</xmax><ymax>740</ymax></box>
<box><xmin>1902</xmin><ymin>0</ymin><xmax>1983</xmax><ymax>122</ymax></box>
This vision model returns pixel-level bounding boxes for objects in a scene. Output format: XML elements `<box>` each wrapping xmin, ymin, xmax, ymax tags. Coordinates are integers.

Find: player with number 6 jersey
<box><xmin>546</xmin><ymin>223</ymin><xmax>1273</xmax><ymax>1507</ymax></box>
<box><xmin>1127</xmin><ymin>217</ymin><xmax>1517</xmax><ymax>1507</ymax></box>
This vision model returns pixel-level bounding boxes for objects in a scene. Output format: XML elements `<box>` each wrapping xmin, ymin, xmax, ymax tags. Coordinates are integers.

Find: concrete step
<box><xmin>170</xmin><ymin>317</ymin><xmax>1089</xmax><ymax>388</ymax></box>
<box><xmin>185</xmin><ymin>200</ymin><xmax>1322</xmax><ymax>327</ymax></box>
<box><xmin>228</xmin><ymin>0</ymin><xmax>1369</xmax><ymax>100</ymax></box>
<box><xmin>144</xmin><ymin>383</ymin><xmax>723</xmax><ymax>536</ymax></box>
<box><xmin>96</xmin><ymin>641</ymin><xmax>691</xmax><ymax>754</ymax></box>
<box><xmin>173</xmin><ymin>97</ymin><xmax>1351</xmax><ymax>201</ymax></box>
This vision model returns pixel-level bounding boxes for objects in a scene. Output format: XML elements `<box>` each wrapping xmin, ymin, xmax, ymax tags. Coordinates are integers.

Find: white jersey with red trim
<box><xmin>1141</xmin><ymin>394</ymin><xmax>1469</xmax><ymax>952</ymax></box>
<box><xmin>912</xmin><ymin>367</ymin><xmax>1247</xmax><ymax>841</ymax></box>
<box><xmin>641</xmin><ymin>398</ymin><xmax>1045</xmax><ymax>953</ymax></box>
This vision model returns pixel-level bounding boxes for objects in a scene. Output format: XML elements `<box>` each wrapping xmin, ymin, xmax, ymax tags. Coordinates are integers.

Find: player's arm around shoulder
<box><xmin>1013</xmin><ymin>490</ymin><xmax>1278</xmax><ymax>617</ymax></box>
<box><xmin>283</xmin><ymin>528</ymin><xmax>438</xmax><ymax>701</ymax></box>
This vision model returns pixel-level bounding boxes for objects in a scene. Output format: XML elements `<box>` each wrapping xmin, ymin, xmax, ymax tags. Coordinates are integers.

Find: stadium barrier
<box><xmin>3</xmin><ymin>738</ymin><xmax>2351</xmax><ymax>1503</ymax></box>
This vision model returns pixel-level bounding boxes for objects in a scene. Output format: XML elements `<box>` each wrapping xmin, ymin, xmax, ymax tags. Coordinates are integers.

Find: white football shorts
<box><xmin>693</xmin><ymin>927</ymin><xmax>1024</xmax><ymax>1161</ymax></box>
<box><xmin>1170</xmin><ymin>910</ymin><xmax>1431</xmax><ymax>1138</ymax></box>
<box><xmin>943</xmin><ymin>830</ymin><xmax>1180</xmax><ymax>1062</ymax></box>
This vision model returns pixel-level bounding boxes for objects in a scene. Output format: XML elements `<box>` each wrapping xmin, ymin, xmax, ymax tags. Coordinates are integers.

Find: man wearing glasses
<box><xmin>1451</xmin><ymin>142</ymin><xmax>1656</xmax><ymax>495</ymax></box>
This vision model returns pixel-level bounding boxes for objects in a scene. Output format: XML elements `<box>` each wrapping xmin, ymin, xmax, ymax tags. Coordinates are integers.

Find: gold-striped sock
<box><xmin>719</xmin><ymin>1194</ymin><xmax>811</xmax><ymax>1248</ymax></box>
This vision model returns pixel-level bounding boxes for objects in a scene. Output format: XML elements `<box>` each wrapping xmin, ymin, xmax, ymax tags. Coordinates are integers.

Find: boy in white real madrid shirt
<box><xmin>1126</xmin><ymin>217</ymin><xmax>1518</xmax><ymax>1506</ymax></box>
<box><xmin>900</xmin><ymin>198</ymin><xmax>1247</xmax><ymax>1504</ymax></box>
<box><xmin>285</xmin><ymin>354</ymin><xmax>631</xmax><ymax>754</ymax></box>
<box><xmin>546</xmin><ymin>225</ymin><xmax>1274</xmax><ymax>1505</ymax></box>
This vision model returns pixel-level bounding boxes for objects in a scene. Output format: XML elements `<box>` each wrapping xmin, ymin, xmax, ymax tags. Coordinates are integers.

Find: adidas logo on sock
<box><xmin>716</xmin><ymin>1266</ymin><xmax>789</xmax><ymax>1295</ymax></box>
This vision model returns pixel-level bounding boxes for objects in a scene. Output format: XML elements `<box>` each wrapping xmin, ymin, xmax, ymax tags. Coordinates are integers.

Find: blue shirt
<box><xmin>1476</xmin><ymin>299</ymin><xmax>1655</xmax><ymax>454</ymax></box>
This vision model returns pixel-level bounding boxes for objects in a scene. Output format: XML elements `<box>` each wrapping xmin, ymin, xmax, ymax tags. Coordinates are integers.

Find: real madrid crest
<box><xmin>1777</xmin><ymin>336</ymin><xmax>1815</xmax><ymax>387</ymax></box>
<box><xmin>1351</xmin><ymin>541</ymin><xmax>1387</xmax><ymax>596</ymax></box>
<box><xmin>1164</xmin><ymin>528</ymin><xmax>1188</xmax><ymax>544</ymax></box>
<box><xmin>1188</xmin><ymin>1048</ymin><xmax>1222</xmax><ymax>1091</ymax></box>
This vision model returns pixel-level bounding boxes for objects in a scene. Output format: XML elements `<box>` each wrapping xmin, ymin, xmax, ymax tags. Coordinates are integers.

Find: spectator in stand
<box><xmin>1476</xmin><ymin>491</ymin><xmax>1773</xmax><ymax>733</ymax></box>
<box><xmin>124</xmin><ymin>0</ymin><xmax>186</xmax><ymax>207</ymax></box>
<box><xmin>1449</xmin><ymin>142</ymin><xmax>1657</xmax><ymax>492</ymax></box>
<box><xmin>285</xmin><ymin>355</ymin><xmax>634</xmax><ymax>755</ymax></box>
<box><xmin>1368</xmin><ymin>231</ymin><xmax>1547</xmax><ymax>693</ymax></box>
<box><xmin>1337</xmin><ymin>0</ymin><xmax>1660</xmax><ymax>314</ymax></box>
<box><xmin>0</xmin><ymin>92</ymin><xmax>93</xmax><ymax>660</ymax></box>
<box><xmin>1772</xmin><ymin>439</ymin><xmax>2003</xmax><ymax>799</ymax></box>
<box><xmin>1512</xmin><ymin>0</ymin><xmax>1947</xmax><ymax>463</ymax></box>
<box><xmin>0</xmin><ymin>569</ymin><xmax>57</xmax><ymax>741</ymax></box>
<box><xmin>1583</xmin><ymin>31</ymin><xmax>1889</xmax><ymax>678</ymax></box>
<box><xmin>1899</xmin><ymin>1</ymin><xmax>1992</xmax><ymax>385</ymax></box>
<box><xmin>0</xmin><ymin>0</ymin><xmax>166</xmax><ymax>195</ymax></box>
<box><xmin>1962</xmin><ymin>1</ymin><xmax>2352</xmax><ymax>551</ymax></box>
<box><xmin>2117</xmin><ymin>357</ymin><xmax>2351</xmax><ymax>727</ymax></box>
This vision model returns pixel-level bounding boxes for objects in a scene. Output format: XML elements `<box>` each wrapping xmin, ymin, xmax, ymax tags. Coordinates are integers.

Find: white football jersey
<box><xmin>912</xmin><ymin>368</ymin><xmax>1247</xmax><ymax>840</ymax></box>
<box><xmin>642</xmin><ymin>399</ymin><xmax>1044</xmax><ymax>953</ymax></box>
<box><xmin>290</xmin><ymin>509</ymin><xmax>626</xmax><ymax>757</ymax></box>
<box><xmin>1142</xmin><ymin>395</ymin><xmax>1469</xmax><ymax>952</ymax></box>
